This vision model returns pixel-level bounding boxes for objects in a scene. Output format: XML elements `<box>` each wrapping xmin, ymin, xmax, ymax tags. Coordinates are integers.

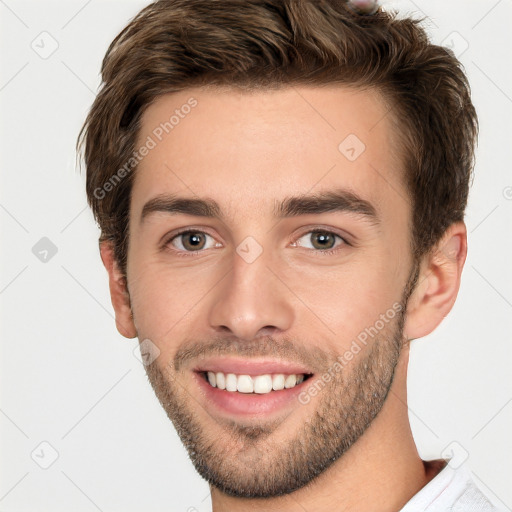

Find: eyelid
<box><xmin>291</xmin><ymin>228</ymin><xmax>350</xmax><ymax>254</ymax></box>
<box><xmin>291</xmin><ymin>225</ymin><xmax>352</xmax><ymax>245</ymax></box>
<box><xmin>162</xmin><ymin>227</ymin><xmax>219</xmax><ymax>252</ymax></box>
<box><xmin>162</xmin><ymin>225</ymin><xmax>352</xmax><ymax>255</ymax></box>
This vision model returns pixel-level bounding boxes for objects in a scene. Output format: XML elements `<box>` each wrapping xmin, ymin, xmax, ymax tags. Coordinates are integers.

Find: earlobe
<box><xmin>403</xmin><ymin>222</ymin><xmax>467</xmax><ymax>341</ymax></box>
<box><xmin>99</xmin><ymin>241</ymin><xmax>138</xmax><ymax>339</ymax></box>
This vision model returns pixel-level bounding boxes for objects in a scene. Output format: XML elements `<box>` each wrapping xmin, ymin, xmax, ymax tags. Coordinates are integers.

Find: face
<box><xmin>125</xmin><ymin>85</ymin><xmax>418</xmax><ymax>497</ymax></box>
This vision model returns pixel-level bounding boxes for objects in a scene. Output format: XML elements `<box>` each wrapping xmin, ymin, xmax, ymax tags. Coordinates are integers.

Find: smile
<box><xmin>192</xmin><ymin>358</ymin><xmax>316</xmax><ymax>416</ymax></box>
<box><xmin>201</xmin><ymin>371</ymin><xmax>312</xmax><ymax>394</ymax></box>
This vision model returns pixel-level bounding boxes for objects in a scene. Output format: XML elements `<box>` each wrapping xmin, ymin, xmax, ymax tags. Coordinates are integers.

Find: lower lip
<box><xmin>193</xmin><ymin>372</ymin><xmax>310</xmax><ymax>417</ymax></box>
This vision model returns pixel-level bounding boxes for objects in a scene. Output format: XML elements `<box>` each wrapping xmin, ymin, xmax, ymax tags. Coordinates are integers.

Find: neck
<box><xmin>210</xmin><ymin>344</ymin><xmax>435</xmax><ymax>512</ymax></box>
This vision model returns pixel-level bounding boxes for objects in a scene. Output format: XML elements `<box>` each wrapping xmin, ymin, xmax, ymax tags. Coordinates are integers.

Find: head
<box><xmin>78</xmin><ymin>0</ymin><xmax>477</xmax><ymax>499</ymax></box>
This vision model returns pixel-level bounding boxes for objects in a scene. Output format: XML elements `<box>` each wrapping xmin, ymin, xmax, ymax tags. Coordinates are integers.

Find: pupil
<box><xmin>314</xmin><ymin>231</ymin><xmax>334</xmax><ymax>249</ymax></box>
<box><xmin>185</xmin><ymin>233</ymin><xmax>204</xmax><ymax>250</ymax></box>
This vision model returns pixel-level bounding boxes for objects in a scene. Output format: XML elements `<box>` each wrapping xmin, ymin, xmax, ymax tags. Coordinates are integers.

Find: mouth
<box><xmin>198</xmin><ymin>370</ymin><xmax>313</xmax><ymax>394</ymax></box>
<box><xmin>191</xmin><ymin>358</ymin><xmax>315</xmax><ymax>417</ymax></box>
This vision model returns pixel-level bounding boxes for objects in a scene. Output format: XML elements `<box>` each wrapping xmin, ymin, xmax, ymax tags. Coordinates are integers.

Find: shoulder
<box><xmin>400</xmin><ymin>460</ymin><xmax>505</xmax><ymax>512</ymax></box>
<box><xmin>449</xmin><ymin>465</ymin><xmax>505</xmax><ymax>512</ymax></box>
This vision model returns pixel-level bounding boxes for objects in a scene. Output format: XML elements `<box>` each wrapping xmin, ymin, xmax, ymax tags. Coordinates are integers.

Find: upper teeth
<box><xmin>206</xmin><ymin>371</ymin><xmax>305</xmax><ymax>394</ymax></box>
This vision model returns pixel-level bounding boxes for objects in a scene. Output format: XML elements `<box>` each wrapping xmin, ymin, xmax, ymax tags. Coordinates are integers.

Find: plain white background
<box><xmin>1</xmin><ymin>1</ymin><xmax>511</xmax><ymax>510</ymax></box>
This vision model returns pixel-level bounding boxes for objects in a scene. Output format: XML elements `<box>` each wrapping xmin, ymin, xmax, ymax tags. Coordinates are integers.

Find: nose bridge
<box><xmin>207</xmin><ymin>240</ymin><xmax>294</xmax><ymax>340</ymax></box>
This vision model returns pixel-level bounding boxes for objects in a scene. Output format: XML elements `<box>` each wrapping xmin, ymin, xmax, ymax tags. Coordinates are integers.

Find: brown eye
<box><xmin>294</xmin><ymin>230</ymin><xmax>346</xmax><ymax>253</ymax></box>
<box><xmin>310</xmin><ymin>231</ymin><xmax>336</xmax><ymax>250</ymax></box>
<box><xmin>169</xmin><ymin>231</ymin><xmax>215</xmax><ymax>252</ymax></box>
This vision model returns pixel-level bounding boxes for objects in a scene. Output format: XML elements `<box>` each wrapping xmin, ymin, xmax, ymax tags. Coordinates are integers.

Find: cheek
<box><xmin>127</xmin><ymin>236</ymin><xmax>407</xmax><ymax>359</ymax></box>
<box><xmin>283</xmin><ymin>253</ymin><xmax>404</xmax><ymax>350</ymax></box>
<box><xmin>127</xmin><ymin>257</ymin><xmax>222</xmax><ymax>343</ymax></box>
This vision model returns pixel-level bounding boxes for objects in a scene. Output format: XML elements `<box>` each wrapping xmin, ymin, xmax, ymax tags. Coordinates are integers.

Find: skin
<box><xmin>348</xmin><ymin>0</ymin><xmax>379</xmax><ymax>14</ymax></box>
<box><xmin>100</xmin><ymin>85</ymin><xmax>467</xmax><ymax>511</ymax></box>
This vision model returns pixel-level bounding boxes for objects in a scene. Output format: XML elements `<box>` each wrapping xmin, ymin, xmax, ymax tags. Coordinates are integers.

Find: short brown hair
<box><xmin>78</xmin><ymin>0</ymin><xmax>478</xmax><ymax>277</ymax></box>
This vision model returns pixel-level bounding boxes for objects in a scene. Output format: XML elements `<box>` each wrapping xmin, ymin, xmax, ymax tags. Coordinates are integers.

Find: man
<box><xmin>78</xmin><ymin>0</ymin><xmax>499</xmax><ymax>510</ymax></box>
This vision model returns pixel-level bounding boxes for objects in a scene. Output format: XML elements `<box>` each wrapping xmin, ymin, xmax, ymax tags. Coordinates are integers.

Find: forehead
<box><xmin>132</xmin><ymin>85</ymin><xmax>408</xmax><ymax>224</ymax></box>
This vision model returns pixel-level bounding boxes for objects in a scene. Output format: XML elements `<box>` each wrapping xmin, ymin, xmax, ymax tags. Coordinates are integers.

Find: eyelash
<box><xmin>162</xmin><ymin>228</ymin><xmax>350</xmax><ymax>257</ymax></box>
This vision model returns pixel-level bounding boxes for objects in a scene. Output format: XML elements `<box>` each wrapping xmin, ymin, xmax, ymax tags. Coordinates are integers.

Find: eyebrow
<box><xmin>140</xmin><ymin>189</ymin><xmax>380</xmax><ymax>227</ymax></box>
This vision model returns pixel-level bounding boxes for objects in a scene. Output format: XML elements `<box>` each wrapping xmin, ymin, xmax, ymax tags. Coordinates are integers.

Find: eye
<box><xmin>292</xmin><ymin>230</ymin><xmax>347</xmax><ymax>254</ymax></box>
<box><xmin>163</xmin><ymin>228</ymin><xmax>348</xmax><ymax>256</ymax></box>
<box><xmin>167</xmin><ymin>230</ymin><xmax>219</xmax><ymax>253</ymax></box>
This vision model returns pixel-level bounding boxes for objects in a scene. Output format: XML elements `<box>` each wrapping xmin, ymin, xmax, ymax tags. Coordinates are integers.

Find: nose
<box><xmin>207</xmin><ymin>247</ymin><xmax>294</xmax><ymax>341</ymax></box>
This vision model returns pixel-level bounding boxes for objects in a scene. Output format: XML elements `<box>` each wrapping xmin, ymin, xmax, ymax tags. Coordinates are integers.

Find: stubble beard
<box><xmin>142</xmin><ymin>264</ymin><xmax>419</xmax><ymax>498</ymax></box>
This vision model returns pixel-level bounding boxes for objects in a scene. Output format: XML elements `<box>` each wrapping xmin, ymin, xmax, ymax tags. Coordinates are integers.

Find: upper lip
<box><xmin>193</xmin><ymin>357</ymin><xmax>314</xmax><ymax>376</ymax></box>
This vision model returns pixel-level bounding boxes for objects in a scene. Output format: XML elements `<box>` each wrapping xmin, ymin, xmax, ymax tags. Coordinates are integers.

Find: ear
<box><xmin>99</xmin><ymin>241</ymin><xmax>138</xmax><ymax>339</ymax></box>
<box><xmin>403</xmin><ymin>221</ymin><xmax>467</xmax><ymax>341</ymax></box>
